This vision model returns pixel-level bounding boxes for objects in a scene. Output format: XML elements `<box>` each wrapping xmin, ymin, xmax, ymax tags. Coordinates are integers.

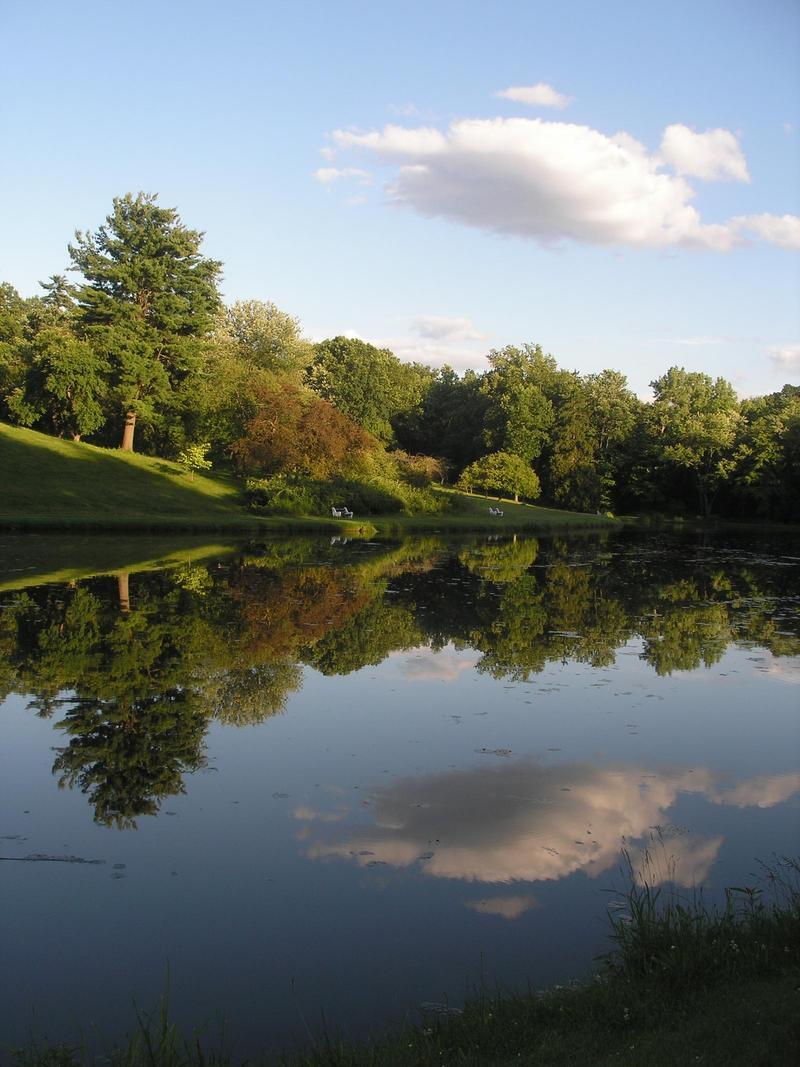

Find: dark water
<box><xmin>1</xmin><ymin>528</ymin><xmax>798</xmax><ymax>1058</ymax></box>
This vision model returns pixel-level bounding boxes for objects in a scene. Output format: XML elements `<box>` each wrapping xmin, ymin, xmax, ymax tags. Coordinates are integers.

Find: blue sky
<box><xmin>2</xmin><ymin>0</ymin><xmax>798</xmax><ymax>396</ymax></box>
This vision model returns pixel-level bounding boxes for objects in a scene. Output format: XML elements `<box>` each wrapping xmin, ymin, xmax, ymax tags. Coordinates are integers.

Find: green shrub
<box><xmin>245</xmin><ymin>473</ymin><xmax>448</xmax><ymax>516</ymax></box>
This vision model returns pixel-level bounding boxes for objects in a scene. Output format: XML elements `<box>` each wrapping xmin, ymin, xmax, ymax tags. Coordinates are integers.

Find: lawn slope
<box><xmin>0</xmin><ymin>423</ymin><xmax>260</xmax><ymax>530</ymax></box>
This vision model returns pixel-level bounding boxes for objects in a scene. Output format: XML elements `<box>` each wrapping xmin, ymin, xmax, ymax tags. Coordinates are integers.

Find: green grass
<box><xmin>369</xmin><ymin>486</ymin><xmax>616</xmax><ymax>533</ymax></box>
<box><xmin>0</xmin><ymin>424</ymin><xmax>616</xmax><ymax>535</ymax></box>
<box><xmin>0</xmin><ymin>424</ymin><xmax>369</xmax><ymax>534</ymax></box>
<box><xmin>0</xmin><ymin>423</ymin><xmax>257</xmax><ymax>530</ymax></box>
<box><xmin>9</xmin><ymin>856</ymin><xmax>799</xmax><ymax>1067</ymax></box>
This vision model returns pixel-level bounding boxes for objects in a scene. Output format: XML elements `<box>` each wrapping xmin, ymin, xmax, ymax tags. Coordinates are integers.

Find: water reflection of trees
<box><xmin>0</xmin><ymin>531</ymin><xmax>797</xmax><ymax>826</ymax></box>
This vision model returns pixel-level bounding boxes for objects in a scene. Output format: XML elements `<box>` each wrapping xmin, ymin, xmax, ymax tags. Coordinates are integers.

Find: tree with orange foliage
<box><xmin>231</xmin><ymin>383</ymin><xmax>376</xmax><ymax>478</ymax></box>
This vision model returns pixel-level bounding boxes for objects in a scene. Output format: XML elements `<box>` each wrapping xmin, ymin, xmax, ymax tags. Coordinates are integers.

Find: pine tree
<box><xmin>69</xmin><ymin>192</ymin><xmax>222</xmax><ymax>451</ymax></box>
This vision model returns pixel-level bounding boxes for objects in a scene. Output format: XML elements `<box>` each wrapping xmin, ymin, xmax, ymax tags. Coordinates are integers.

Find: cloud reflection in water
<box><xmin>302</xmin><ymin>760</ymin><xmax>800</xmax><ymax>889</ymax></box>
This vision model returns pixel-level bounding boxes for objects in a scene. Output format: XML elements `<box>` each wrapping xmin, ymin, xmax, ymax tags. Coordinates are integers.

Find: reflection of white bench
<box><xmin>489</xmin><ymin>506</ymin><xmax>504</xmax><ymax>516</ymax></box>
<box><xmin>331</xmin><ymin>506</ymin><xmax>354</xmax><ymax>518</ymax></box>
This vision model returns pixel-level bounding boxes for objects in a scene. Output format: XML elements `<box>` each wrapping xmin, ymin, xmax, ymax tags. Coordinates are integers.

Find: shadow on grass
<box><xmin>0</xmin><ymin>427</ymin><xmax>240</xmax><ymax>522</ymax></box>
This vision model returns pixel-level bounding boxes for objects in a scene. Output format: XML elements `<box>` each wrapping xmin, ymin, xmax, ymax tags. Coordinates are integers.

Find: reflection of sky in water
<box><xmin>303</xmin><ymin>759</ymin><xmax>800</xmax><ymax>889</ymax></box>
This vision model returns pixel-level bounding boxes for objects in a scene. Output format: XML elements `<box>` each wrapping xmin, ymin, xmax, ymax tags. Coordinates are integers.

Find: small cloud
<box><xmin>465</xmin><ymin>895</ymin><xmax>539</xmax><ymax>919</ymax></box>
<box><xmin>373</xmin><ymin>335</ymin><xmax>490</xmax><ymax>371</ymax></box>
<box><xmin>654</xmin><ymin>336</ymin><xmax>723</xmax><ymax>347</ymax></box>
<box><xmin>783</xmin><ymin>122</ymin><xmax>795</xmax><ymax>134</ymax></box>
<box><xmin>292</xmin><ymin>804</ymin><xmax>348</xmax><ymax>823</ymax></box>
<box><xmin>345</xmin><ymin>195</ymin><xmax>368</xmax><ymax>207</ymax></box>
<box><xmin>413</xmin><ymin>315</ymin><xmax>486</xmax><ymax>341</ymax></box>
<box><xmin>389</xmin><ymin>102</ymin><xmax>421</xmax><ymax>118</ymax></box>
<box><xmin>496</xmin><ymin>83</ymin><xmax>571</xmax><ymax>109</ymax></box>
<box><xmin>734</xmin><ymin>214</ymin><xmax>800</xmax><ymax>249</ymax></box>
<box><xmin>314</xmin><ymin>166</ymin><xmax>373</xmax><ymax>185</ymax></box>
<box><xmin>401</xmin><ymin>648</ymin><xmax>479</xmax><ymax>682</ymax></box>
<box><xmin>319</xmin><ymin>146</ymin><xmax>337</xmax><ymax>161</ymax></box>
<box><xmin>659</xmin><ymin>124</ymin><xmax>750</xmax><ymax>182</ymax></box>
<box><xmin>765</xmin><ymin>657</ymin><xmax>800</xmax><ymax>683</ymax></box>
<box><xmin>768</xmin><ymin>343</ymin><xmax>800</xmax><ymax>374</ymax></box>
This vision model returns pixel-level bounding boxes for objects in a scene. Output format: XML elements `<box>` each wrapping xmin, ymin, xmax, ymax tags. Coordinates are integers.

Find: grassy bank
<box><xmin>370</xmin><ymin>486</ymin><xmax>615</xmax><ymax>533</ymax></box>
<box><xmin>0</xmin><ymin>424</ymin><xmax>613</xmax><ymax>534</ymax></box>
<box><xmin>10</xmin><ymin>857</ymin><xmax>799</xmax><ymax>1067</ymax></box>
<box><xmin>0</xmin><ymin>424</ymin><xmax>263</xmax><ymax>531</ymax></box>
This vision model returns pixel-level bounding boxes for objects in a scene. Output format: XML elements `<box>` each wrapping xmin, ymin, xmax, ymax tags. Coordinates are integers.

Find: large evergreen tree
<box><xmin>68</xmin><ymin>192</ymin><xmax>222</xmax><ymax>451</ymax></box>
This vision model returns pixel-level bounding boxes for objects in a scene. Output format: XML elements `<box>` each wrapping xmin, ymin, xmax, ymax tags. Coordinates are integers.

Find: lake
<box><xmin>1</xmin><ymin>527</ymin><xmax>798</xmax><ymax>1060</ymax></box>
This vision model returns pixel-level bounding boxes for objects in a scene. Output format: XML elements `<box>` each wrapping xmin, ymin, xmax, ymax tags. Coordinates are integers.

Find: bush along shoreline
<box><xmin>10</xmin><ymin>854</ymin><xmax>800</xmax><ymax>1067</ymax></box>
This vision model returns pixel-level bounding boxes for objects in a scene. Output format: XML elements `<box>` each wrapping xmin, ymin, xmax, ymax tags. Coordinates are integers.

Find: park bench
<box><xmin>331</xmin><ymin>506</ymin><xmax>354</xmax><ymax>518</ymax></box>
<box><xmin>488</xmin><ymin>506</ymin><xmax>504</xmax><ymax>516</ymax></box>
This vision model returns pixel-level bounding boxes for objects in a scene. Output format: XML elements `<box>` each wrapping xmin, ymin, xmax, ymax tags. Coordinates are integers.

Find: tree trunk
<box><xmin>698</xmin><ymin>477</ymin><xmax>712</xmax><ymax>518</ymax></box>
<box><xmin>71</xmin><ymin>432</ymin><xmax>82</xmax><ymax>442</ymax></box>
<box><xmin>121</xmin><ymin>411</ymin><xmax>136</xmax><ymax>451</ymax></box>
<box><xmin>514</xmin><ymin>492</ymin><xmax>519</xmax><ymax>502</ymax></box>
<box><xmin>118</xmin><ymin>573</ymin><xmax>131</xmax><ymax>614</ymax></box>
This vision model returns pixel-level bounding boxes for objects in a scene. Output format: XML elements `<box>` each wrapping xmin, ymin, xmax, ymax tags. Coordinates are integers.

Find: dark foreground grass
<box><xmin>9</xmin><ymin>856</ymin><xmax>799</xmax><ymax>1067</ymax></box>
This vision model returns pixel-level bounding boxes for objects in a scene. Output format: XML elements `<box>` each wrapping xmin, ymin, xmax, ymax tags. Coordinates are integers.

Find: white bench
<box><xmin>488</xmin><ymin>506</ymin><xmax>504</xmax><ymax>517</ymax></box>
<box><xmin>331</xmin><ymin>506</ymin><xmax>354</xmax><ymax>518</ymax></box>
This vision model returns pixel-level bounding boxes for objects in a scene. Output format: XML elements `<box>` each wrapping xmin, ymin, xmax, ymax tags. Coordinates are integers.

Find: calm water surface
<box><xmin>0</xmin><ymin>529</ymin><xmax>798</xmax><ymax>1058</ymax></box>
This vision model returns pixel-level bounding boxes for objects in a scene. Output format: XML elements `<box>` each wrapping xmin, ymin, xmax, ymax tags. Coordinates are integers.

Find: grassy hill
<box><xmin>0</xmin><ymin>423</ymin><xmax>265</xmax><ymax>530</ymax></box>
<box><xmin>0</xmin><ymin>422</ymin><xmax>615</xmax><ymax>534</ymax></box>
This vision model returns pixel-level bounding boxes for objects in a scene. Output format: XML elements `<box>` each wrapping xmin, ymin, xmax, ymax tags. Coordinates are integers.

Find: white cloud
<box><xmin>319</xmin><ymin>146</ymin><xmax>336</xmax><ymax>161</ymax></box>
<box><xmin>734</xmin><ymin>214</ymin><xmax>800</xmax><ymax>249</ymax></box>
<box><xmin>768</xmin><ymin>343</ymin><xmax>800</xmax><ymax>373</ymax></box>
<box><xmin>659</xmin><ymin>124</ymin><xmax>750</xmax><ymax>182</ymax></box>
<box><xmin>332</xmin><ymin>118</ymin><xmax>740</xmax><ymax>250</ymax></box>
<box><xmin>329</xmin><ymin>115</ymin><xmax>800</xmax><ymax>252</ymax></box>
<box><xmin>413</xmin><ymin>315</ymin><xmax>486</xmax><ymax>341</ymax></box>
<box><xmin>389</xmin><ymin>102</ymin><xmax>422</xmax><ymax>118</ymax></box>
<box><xmin>655</xmin><ymin>336</ymin><xmax>723</xmax><ymax>346</ymax></box>
<box><xmin>496</xmin><ymin>82</ymin><xmax>572</xmax><ymax>109</ymax></box>
<box><xmin>371</xmin><ymin>335</ymin><xmax>489</xmax><ymax>371</ymax></box>
<box><xmin>784</xmin><ymin>122</ymin><xmax>795</xmax><ymax>134</ymax></box>
<box><xmin>314</xmin><ymin>166</ymin><xmax>372</xmax><ymax>185</ymax></box>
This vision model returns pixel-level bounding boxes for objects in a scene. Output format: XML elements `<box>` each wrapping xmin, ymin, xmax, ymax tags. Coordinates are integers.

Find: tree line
<box><xmin>1</xmin><ymin>192</ymin><xmax>798</xmax><ymax>519</ymax></box>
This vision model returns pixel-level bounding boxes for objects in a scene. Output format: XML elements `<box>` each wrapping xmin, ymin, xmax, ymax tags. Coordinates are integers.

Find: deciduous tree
<box><xmin>217</xmin><ymin>299</ymin><xmax>312</xmax><ymax>379</ymax></box>
<box><xmin>232</xmin><ymin>382</ymin><xmax>377</xmax><ymax>478</ymax></box>
<box><xmin>308</xmin><ymin>336</ymin><xmax>432</xmax><ymax>444</ymax></box>
<box><xmin>648</xmin><ymin>367</ymin><xmax>741</xmax><ymax>517</ymax></box>
<box><xmin>458</xmin><ymin>451</ymin><xmax>541</xmax><ymax>502</ymax></box>
<box><xmin>11</xmin><ymin>326</ymin><xmax>108</xmax><ymax>440</ymax></box>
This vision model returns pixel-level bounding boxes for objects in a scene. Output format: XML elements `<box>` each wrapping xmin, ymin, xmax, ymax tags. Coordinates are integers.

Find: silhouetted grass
<box><xmin>8</xmin><ymin>856</ymin><xmax>799</xmax><ymax>1067</ymax></box>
